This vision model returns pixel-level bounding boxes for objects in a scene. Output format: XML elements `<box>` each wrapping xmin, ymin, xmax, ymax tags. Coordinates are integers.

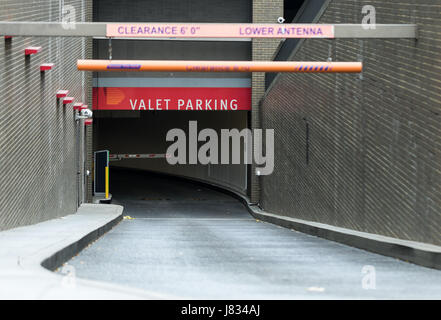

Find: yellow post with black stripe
<box><xmin>105</xmin><ymin>166</ymin><xmax>109</xmax><ymax>199</ymax></box>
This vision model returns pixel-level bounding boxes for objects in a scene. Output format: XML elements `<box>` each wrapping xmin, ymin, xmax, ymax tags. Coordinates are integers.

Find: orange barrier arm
<box><xmin>77</xmin><ymin>60</ymin><xmax>362</xmax><ymax>73</ymax></box>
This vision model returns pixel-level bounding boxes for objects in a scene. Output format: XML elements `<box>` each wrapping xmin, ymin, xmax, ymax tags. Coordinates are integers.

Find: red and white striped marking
<box><xmin>40</xmin><ymin>63</ymin><xmax>54</xmax><ymax>71</ymax></box>
<box><xmin>73</xmin><ymin>103</ymin><xmax>84</xmax><ymax>110</ymax></box>
<box><xmin>63</xmin><ymin>97</ymin><xmax>75</xmax><ymax>104</ymax></box>
<box><xmin>56</xmin><ymin>90</ymin><xmax>69</xmax><ymax>98</ymax></box>
<box><xmin>109</xmin><ymin>153</ymin><xmax>171</xmax><ymax>161</ymax></box>
<box><xmin>25</xmin><ymin>46</ymin><xmax>42</xmax><ymax>56</ymax></box>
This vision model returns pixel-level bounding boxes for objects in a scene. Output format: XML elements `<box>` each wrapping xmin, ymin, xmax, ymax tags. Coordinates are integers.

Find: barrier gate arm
<box><xmin>0</xmin><ymin>22</ymin><xmax>417</xmax><ymax>39</ymax></box>
<box><xmin>109</xmin><ymin>154</ymin><xmax>171</xmax><ymax>161</ymax></box>
<box><xmin>77</xmin><ymin>60</ymin><xmax>363</xmax><ymax>73</ymax></box>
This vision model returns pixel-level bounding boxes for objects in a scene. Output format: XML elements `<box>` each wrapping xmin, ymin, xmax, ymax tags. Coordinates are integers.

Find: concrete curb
<box><xmin>115</xmin><ymin>167</ymin><xmax>441</xmax><ymax>271</ymax></box>
<box><xmin>0</xmin><ymin>204</ymin><xmax>176</xmax><ymax>299</ymax></box>
<box><xmin>41</xmin><ymin>206</ymin><xmax>122</xmax><ymax>271</ymax></box>
<box><xmin>186</xmin><ymin>171</ymin><xmax>441</xmax><ymax>271</ymax></box>
<box><xmin>246</xmin><ymin>206</ymin><xmax>441</xmax><ymax>271</ymax></box>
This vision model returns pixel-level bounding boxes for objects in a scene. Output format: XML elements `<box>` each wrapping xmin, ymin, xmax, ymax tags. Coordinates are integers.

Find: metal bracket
<box><xmin>108</xmin><ymin>37</ymin><xmax>112</xmax><ymax>60</ymax></box>
<box><xmin>75</xmin><ymin>114</ymin><xmax>91</xmax><ymax>121</ymax></box>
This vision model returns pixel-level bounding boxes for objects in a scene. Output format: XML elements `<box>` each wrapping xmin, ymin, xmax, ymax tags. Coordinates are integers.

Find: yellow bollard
<box><xmin>105</xmin><ymin>166</ymin><xmax>109</xmax><ymax>199</ymax></box>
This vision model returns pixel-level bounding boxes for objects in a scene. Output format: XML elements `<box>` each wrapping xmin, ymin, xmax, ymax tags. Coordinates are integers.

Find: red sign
<box><xmin>92</xmin><ymin>87</ymin><xmax>251</xmax><ymax>111</ymax></box>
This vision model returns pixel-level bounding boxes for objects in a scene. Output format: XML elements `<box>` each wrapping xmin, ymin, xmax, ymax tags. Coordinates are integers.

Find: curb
<box><xmin>41</xmin><ymin>212</ymin><xmax>122</xmax><ymax>271</ymax></box>
<box><xmin>0</xmin><ymin>204</ymin><xmax>176</xmax><ymax>299</ymax></box>
<box><xmin>246</xmin><ymin>207</ymin><xmax>441</xmax><ymax>271</ymax></box>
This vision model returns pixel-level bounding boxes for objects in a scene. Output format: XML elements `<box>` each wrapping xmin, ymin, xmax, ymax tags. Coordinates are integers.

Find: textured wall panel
<box><xmin>261</xmin><ymin>0</ymin><xmax>441</xmax><ymax>245</ymax></box>
<box><xmin>251</xmin><ymin>0</ymin><xmax>283</xmax><ymax>202</ymax></box>
<box><xmin>0</xmin><ymin>0</ymin><xmax>92</xmax><ymax>230</ymax></box>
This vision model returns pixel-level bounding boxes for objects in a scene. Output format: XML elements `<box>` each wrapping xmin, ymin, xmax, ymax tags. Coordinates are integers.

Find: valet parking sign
<box><xmin>106</xmin><ymin>23</ymin><xmax>335</xmax><ymax>39</ymax></box>
<box><xmin>93</xmin><ymin>87</ymin><xmax>252</xmax><ymax>111</ymax></box>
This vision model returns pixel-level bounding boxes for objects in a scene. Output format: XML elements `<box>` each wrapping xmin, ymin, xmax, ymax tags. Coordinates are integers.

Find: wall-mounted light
<box><xmin>75</xmin><ymin>107</ymin><xmax>93</xmax><ymax>121</ymax></box>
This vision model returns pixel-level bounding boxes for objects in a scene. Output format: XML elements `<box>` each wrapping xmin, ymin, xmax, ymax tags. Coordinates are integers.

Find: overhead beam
<box><xmin>0</xmin><ymin>22</ymin><xmax>107</xmax><ymax>37</ymax></box>
<box><xmin>0</xmin><ymin>22</ymin><xmax>417</xmax><ymax>39</ymax></box>
<box><xmin>77</xmin><ymin>60</ymin><xmax>363</xmax><ymax>73</ymax></box>
<box><xmin>334</xmin><ymin>24</ymin><xmax>418</xmax><ymax>38</ymax></box>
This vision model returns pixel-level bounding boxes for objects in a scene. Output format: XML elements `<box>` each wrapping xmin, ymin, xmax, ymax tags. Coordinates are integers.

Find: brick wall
<box><xmin>85</xmin><ymin>0</ymin><xmax>93</xmax><ymax>203</ymax></box>
<box><xmin>0</xmin><ymin>0</ymin><xmax>93</xmax><ymax>230</ymax></box>
<box><xmin>261</xmin><ymin>0</ymin><xmax>441</xmax><ymax>245</ymax></box>
<box><xmin>251</xmin><ymin>0</ymin><xmax>283</xmax><ymax>202</ymax></box>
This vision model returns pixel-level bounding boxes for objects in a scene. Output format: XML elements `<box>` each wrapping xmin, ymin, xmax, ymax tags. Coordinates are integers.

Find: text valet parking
<box><xmin>92</xmin><ymin>87</ymin><xmax>251</xmax><ymax>111</ymax></box>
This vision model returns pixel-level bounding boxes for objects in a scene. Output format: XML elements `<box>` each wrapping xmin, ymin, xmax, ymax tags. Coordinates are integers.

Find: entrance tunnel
<box><xmin>1</xmin><ymin>0</ymin><xmax>441</xmax><ymax>300</ymax></box>
<box><xmin>65</xmin><ymin>168</ymin><xmax>441</xmax><ymax>299</ymax></box>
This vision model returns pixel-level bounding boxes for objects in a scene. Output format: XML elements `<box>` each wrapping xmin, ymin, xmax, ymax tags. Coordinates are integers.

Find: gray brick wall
<box><xmin>85</xmin><ymin>0</ymin><xmax>93</xmax><ymax>203</ymax></box>
<box><xmin>251</xmin><ymin>0</ymin><xmax>283</xmax><ymax>202</ymax></box>
<box><xmin>0</xmin><ymin>0</ymin><xmax>93</xmax><ymax>230</ymax></box>
<box><xmin>261</xmin><ymin>0</ymin><xmax>441</xmax><ymax>245</ymax></box>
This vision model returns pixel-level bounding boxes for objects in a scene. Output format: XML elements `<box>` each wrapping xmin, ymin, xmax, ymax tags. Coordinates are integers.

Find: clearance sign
<box><xmin>106</xmin><ymin>23</ymin><xmax>335</xmax><ymax>39</ymax></box>
<box><xmin>92</xmin><ymin>87</ymin><xmax>251</xmax><ymax>111</ymax></box>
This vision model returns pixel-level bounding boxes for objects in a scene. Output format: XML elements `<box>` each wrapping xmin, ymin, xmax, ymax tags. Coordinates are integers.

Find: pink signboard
<box><xmin>106</xmin><ymin>23</ymin><xmax>335</xmax><ymax>39</ymax></box>
<box><xmin>93</xmin><ymin>87</ymin><xmax>251</xmax><ymax>111</ymax></box>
